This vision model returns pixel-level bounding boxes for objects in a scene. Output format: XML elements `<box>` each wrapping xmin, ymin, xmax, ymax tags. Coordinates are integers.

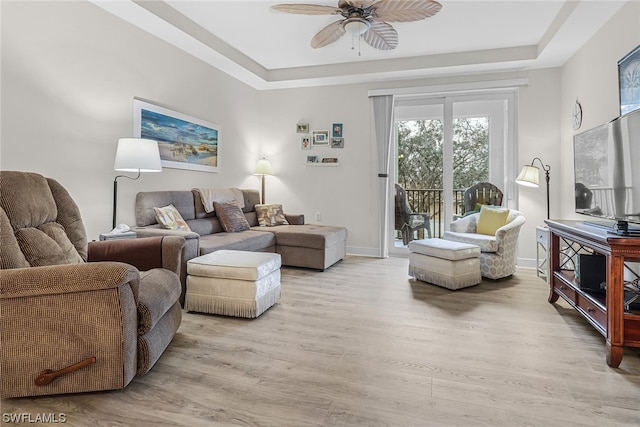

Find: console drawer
<box><xmin>556</xmin><ymin>282</ymin><xmax>577</xmax><ymax>302</ymax></box>
<box><xmin>536</xmin><ymin>227</ymin><xmax>548</xmax><ymax>246</ymax></box>
<box><xmin>576</xmin><ymin>293</ymin><xmax>606</xmax><ymax>331</ymax></box>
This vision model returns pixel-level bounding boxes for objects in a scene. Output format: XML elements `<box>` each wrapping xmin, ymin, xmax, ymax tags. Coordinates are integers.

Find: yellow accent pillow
<box><xmin>476</xmin><ymin>206</ymin><xmax>509</xmax><ymax>236</ymax></box>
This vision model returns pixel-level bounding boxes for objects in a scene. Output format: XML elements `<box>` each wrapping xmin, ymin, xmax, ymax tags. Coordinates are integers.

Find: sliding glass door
<box><xmin>390</xmin><ymin>92</ymin><xmax>517</xmax><ymax>254</ymax></box>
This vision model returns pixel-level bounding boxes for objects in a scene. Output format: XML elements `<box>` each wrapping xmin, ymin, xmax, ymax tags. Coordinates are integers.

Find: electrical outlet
<box><xmin>315</xmin><ymin>212</ymin><xmax>321</xmax><ymax>222</ymax></box>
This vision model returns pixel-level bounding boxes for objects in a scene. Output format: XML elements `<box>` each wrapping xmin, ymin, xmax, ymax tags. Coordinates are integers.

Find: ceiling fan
<box><xmin>271</xmin><ymin>0</ymin><xmax>443</xmax><ymax>51</ymax></box>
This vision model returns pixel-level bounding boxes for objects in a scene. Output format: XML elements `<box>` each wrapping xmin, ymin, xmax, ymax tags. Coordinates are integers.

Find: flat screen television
<box><xmin>574</xmin><ymin>107</ymin><xmax>640</xmax><ymax>236</ymax></box>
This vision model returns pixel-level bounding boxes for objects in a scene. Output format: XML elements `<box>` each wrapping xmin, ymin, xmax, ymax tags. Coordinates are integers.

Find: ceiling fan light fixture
<box><xmin>343</xmin><ymin>18</ymin><xmax>370</xmax><ymax>35</ymax></box>
<box><xmin>273</xmin><ymin>1</ymin><xmax>442</xmax><ymax>51</ymax></box>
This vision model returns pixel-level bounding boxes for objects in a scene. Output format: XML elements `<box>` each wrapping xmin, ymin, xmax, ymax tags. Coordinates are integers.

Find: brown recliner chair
<box><xmin>0</xmin><ymin>171</ymin><xmax>184</xmax><ymax>398</ymax></box>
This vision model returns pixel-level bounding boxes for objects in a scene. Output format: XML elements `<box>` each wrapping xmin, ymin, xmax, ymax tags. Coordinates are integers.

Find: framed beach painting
<box><xmin>133</xmin><ymin>99</ymin><xmax>220</xmax><ymax>173</ymax></box>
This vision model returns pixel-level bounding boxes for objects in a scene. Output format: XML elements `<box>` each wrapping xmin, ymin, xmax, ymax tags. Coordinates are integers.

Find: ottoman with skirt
<box><xmin>185</xmin><ymin>250</ymin><xmax>281</xmax><ymax>318</ymax></box>
<box><xmin>408</xmin><ymin>239</ymin><xmax>481</xmax><ymax>290</ymax></box>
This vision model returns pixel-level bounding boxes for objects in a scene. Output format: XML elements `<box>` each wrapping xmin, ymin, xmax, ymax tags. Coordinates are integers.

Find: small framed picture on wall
<box><xmin>619</xmin><ymin>45</ymin><xmax>640</xmax><ymax>115</ymax></box>
<box><xmin>301</xmin><ymin>136</ymin><xmax>311</xmax><ymax>150</ymax></box>
<box><xmin>332</xmin><ymin>123</ymin><xmax>343</xmax><ymax>138</ymax></box>
<box><xmin>322</xmin><ymin>157</ymin><xmax>338</xmax><ymax>163</ymax></box>
<box><xmin>312</xmin><ymin>130</ymin><xmax>329</xmax><ymax>146</ymax></box>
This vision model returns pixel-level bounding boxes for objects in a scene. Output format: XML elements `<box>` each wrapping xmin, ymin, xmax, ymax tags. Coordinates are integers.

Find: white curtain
<box><xmin>371</xmin><ymin>95</ymin><xmax>395</xmax><ymax>258</ymax></box>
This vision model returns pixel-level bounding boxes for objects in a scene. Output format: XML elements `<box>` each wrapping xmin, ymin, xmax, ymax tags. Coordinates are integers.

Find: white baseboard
<box><xmin>346</xmin><ymin>251</ymin><xmax>542</xmax><ymax>270</ymax></box>
<box><xmin>346</xmin><ymin>246</ymin><xmax>380</xmax><ymax>257</ymax></box>
<box><xmin>517</xmin><ymin>257</ymin><xmax>537</xmax><ymax>269</ymax></box>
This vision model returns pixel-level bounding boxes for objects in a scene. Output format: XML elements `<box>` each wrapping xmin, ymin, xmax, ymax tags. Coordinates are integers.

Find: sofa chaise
<box><xmin>133</xmin><ymin>188</ymin><xmax>347</xmax><ymax>303</ymax></box>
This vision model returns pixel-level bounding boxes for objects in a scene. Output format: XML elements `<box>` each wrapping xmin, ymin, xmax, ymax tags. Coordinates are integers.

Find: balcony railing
<box><xmin>404</xmin><ymin>188</ymin><xmax>465</xmax><ymax>238</ymax></box>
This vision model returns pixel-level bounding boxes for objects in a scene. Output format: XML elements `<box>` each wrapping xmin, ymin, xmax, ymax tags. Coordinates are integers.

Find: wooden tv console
<box><xmin>545</xmin><ymin>220</ymin><xmax>640</xmax><ymax>367</ymax></box>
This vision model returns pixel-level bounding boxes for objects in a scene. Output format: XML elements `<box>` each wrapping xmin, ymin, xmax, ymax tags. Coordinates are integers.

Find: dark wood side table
<box><xmin>545</xmin><ymin>219</ymin><xmax>640</xmax><ymax>367</ymax></box>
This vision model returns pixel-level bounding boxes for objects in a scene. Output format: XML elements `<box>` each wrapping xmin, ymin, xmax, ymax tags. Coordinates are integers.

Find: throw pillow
<box><xmin>154</xmin><ymin>204</ymin><xmax>191</xmax><ymax>231</ymax></box>
<box><xmin>213</xmin><ymin>200</ymin><xmax>250</xmax><ymax>232</ymax></box>
<box><xmin>476</xmin><ymin>205</ymin><xmax>509</xmax><ymax>236</ymax></box>
<box><xmin>465</xmin><ymin>203</ymin><xmax>493</xmax><ymax>217</ymax></box>
<box><xmin>255</xmin><ymin>204</ymin><xmax>289</xmax><ymax>227</ymax></box>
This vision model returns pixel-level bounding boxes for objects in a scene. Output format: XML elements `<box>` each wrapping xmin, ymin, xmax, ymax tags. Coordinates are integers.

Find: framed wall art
<box><xmin>332</xmin><ymin>123</ymin><xmax>343</xmax><ymax>138</ymax></box>
<box><xmin>618</xmin><ymin>45</ymin><xmax>640</xmax><ymax>115</ymax></box>
<box><xmin>133</xmin><ymin>98</ymin><xmax>220</xmax><ymax>173</ymax></box>
<box><xmin>312</xmin><ymin>130</ymin><xmax>329</xmax><ymax>146</ymax></box>
<box><xmin>322</xmin><ymin>157</ymin><xmax>338</xmax><ymax>163</ymax></box>
<box><xmin>331</xmin><ymin>138</ymin><xmax>344</xmax><ymax>148</ymax></box>
<box><xmin>301</xmin><ymin>136</ymin><xmax>311</xmax><ymax>150</ymax></box>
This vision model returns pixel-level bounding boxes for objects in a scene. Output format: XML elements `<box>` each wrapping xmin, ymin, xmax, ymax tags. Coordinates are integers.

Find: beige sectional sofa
<box><xmin>133</xmin><ymin>188</ymin><xmax>347</xmax><ymax>304</ymax></box>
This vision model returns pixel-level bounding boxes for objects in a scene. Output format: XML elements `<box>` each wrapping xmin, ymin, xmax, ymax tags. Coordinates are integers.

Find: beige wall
<box><xmin>1</xmin><ymin>1</ymin><xmax>638</xmax><ymax>264</ymax></box>
<box><xmin>1</xmin><ymin>1</ymin><xmax>263</xmax><ymax>238</ymax></box>
<box><xmin>559</xmin><ymin>1</ymin><xmax>640</xmax><ymax>219</ymax></box>
<box><xmin>514</xmin><ymin>68</ymin><xmax>562</xmax><ymax>259</ymax></box>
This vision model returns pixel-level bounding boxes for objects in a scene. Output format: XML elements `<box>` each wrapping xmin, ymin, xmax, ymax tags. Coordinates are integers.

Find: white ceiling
<box><xmin>92</xmin><ymin>0</ymin><xmax>628</xmax><ymax>90</ymax></box>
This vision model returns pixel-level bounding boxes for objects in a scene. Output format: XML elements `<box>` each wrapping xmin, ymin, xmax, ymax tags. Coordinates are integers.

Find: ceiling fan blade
<box><xmin>362</xmin><ymin>20</ymin><xmax>398</xmax><ymax>50</ymax></box>
<box><xmin>311</xmin><ymin>21</ymin><xmax>347</xmax><ymax>49</ymax></box>
<box><xmin>271</xmin><ymin>4</ymin><xmax>342</xmax><ymax>15</ymax></box>
<box><xmin>341</xmin><ymin>0</ymin><xmax>376</xmax><ymax>8</ymax></box>
<box><xmin>371</xmin><ymin>0</ymin><xmax>442</xmax><ymax>22</ymax></box>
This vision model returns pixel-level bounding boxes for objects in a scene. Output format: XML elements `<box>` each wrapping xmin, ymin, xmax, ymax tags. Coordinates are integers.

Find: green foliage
<box><xmin>396</xmin><ymin>117</ymin><xmax>489</xmax><ymax>190</ymax></box>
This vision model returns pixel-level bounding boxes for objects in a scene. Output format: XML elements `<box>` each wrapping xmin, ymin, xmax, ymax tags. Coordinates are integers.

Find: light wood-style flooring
<box><xmin>2</xmin><ymin>256</ymin><xmax>640</xmax><ymax>426</ymax></box>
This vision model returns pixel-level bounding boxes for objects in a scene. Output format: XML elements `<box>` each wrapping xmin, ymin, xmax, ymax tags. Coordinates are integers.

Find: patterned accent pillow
<box><xmin>255</xmin><ymin>204</ymin><xmax>289</xmax><ymax>227</ymax></box>
<box><xmin>213</xmin><ymin>200</ymin><xmax>250</xmax><ymax>232</ymax></box>
<box><xmin>153</xmin><ymin>204</ymin><xmax>191</xmax><ymax>231</ymax></box>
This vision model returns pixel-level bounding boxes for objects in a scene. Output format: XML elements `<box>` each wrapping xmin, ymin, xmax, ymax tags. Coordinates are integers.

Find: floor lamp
<box><xmin>113</xmin><ymin>138</ymin><xmax>162</xmax><ymax>229</ymax></box>
<box><xmin>254</xmin><ymin>157</ymin><xmax>273</xmax><ymax>205</ymax></box>
<box><xmin>516</xmin><ymin>157</ymin><xmax>551</xmax><ymax>219</ymax></box>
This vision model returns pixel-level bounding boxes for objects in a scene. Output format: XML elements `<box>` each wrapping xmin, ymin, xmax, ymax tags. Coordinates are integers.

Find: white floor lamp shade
<box><xmin>113</xmin><ymin>138</ymin><xmax>162</xmax><ymax>228</ymax></box>
<box><xmin>114</xmin><ymin>138</ymin><xmax>162</xmax><ymax>172</ymax></box>
<box><xmin>516</xmin><ymin>157</ymin><xmax>550</xmax><ymax>219</ymax></box>
<box><xmin>254</xmin><ymin>158</ymin><xmax>273</xmax><ymax>205</ymax></box>
<box><xmin>515</xmin><ymin>165</ymin><xmax>540</xmax><ymax>187</ymax></box>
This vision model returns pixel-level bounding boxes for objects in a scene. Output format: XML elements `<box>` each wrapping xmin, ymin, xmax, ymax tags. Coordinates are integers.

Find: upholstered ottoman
<box><xmin>408</xmin><ymin>239</ymin><xmax>481</xmax><ymax>290</ymax></box>
<box><xmin>185</xmin><ymin>250</ymin><xmax>281</xmax><ymax>318</ymax></box>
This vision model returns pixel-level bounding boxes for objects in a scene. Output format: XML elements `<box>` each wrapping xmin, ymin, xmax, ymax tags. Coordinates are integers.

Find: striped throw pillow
<box><xmin>213</xmin><ymin>200</ymin><xmax>250</xmax><ymax>232</ymax></box>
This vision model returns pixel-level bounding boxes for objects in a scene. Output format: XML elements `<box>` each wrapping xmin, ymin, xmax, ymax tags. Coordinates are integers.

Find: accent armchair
<box><xmin>442</xmin><ymin>209</ymin><xmax>525</xmax><ymax>279</ymax></box>
<box><xmin>0</xmin><ymin>171</ymin><xmax>185</xmax><ymax>398</ymax></box>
